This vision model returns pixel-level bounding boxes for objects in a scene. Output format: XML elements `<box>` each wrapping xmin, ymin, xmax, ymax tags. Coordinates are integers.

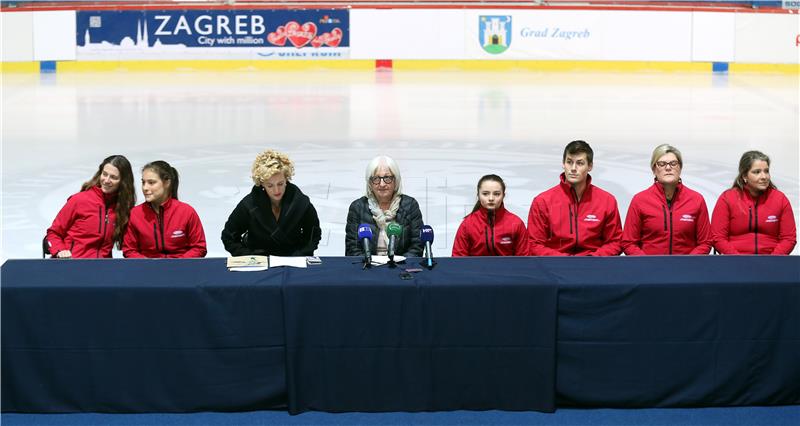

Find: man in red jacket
<box><xmin>527</xmin><ymin>140</ymin><xmax>623</xmax><ymax>256</ymax></box>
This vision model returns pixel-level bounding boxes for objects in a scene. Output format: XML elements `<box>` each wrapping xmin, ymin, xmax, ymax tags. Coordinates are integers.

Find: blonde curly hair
<box><xmin>251</xmin><ymin>150</ymin><xmax>295</xmax><ymax>186</ymax></box>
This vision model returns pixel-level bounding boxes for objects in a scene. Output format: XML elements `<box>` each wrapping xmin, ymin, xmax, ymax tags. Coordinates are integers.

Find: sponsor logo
<box><xmin>584</xmin><ymin>214</ymin><xmax>600</xmax><ymax>222</ymax></box>
<box><xmin>766</xmin><ymin>215</ymin><xmax>779</xmax><ymax>223</ymax></box>
<box><xmin>783</xmin><ymin>1</ymin><xmax>800</xmax><ymax>10</ymax></box>
<box><xmin>266</xmin><ymin>21</ymin><xmax>342</xmax><ymax>48</ymax></box>
<box><xmin>479</xmin><ymin>15</ymin><xmax>511</xmax><ymax>54</ymax></box>
<box><xmin>500</xmin><ymin>236</ymin><xmax>513</xmax><ymax>245</ymax></box>
<box><xmin>319</xmin><ymin>15</ymin><xmax>341</xmax><ymax>24</ymax></box>
<box><xmin>680</xmin><ymin>214</ymin><xmax>695</xmax><ymax>222</ymax></box>
<box><xmin>171</xmin><ymin>230</ymin><xmax>185</xmax><ymax>238</ymax></box>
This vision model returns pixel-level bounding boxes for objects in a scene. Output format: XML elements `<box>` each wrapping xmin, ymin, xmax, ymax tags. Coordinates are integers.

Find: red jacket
<box><xmin>711</xmin><ymin>187</ymin><xmax>796</xmax><ymax>255</ymax></box>
<box><xmin>527</xmin><ymin>174</ymin><xmax>622</xmax><ymax>256</ymax></box>
<box><xmin>46</xmin><ymin>186</ymin><xmax>117</xmax><ymax>258</ymax></box>
<box><xmin>452</xmin><ymin>205</ymin><xmax>528</xmax><ymax>256</ymax></box>
<box><xmin>622</xmin><ymin>182</ymin><xmax>712</xmax><ymax>255</ymax></box>
<box><xmin>123</xmin><ymin>198</ymin><xmax>207</xmax><ymax>258</ymax></box>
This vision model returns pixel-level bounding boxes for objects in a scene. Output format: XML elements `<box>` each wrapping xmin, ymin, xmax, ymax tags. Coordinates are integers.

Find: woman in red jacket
<box><xmin>452</xmin><ymin>174</ymin><xmax>528</xmax><ymax>256</ymax></box>
<box><xmin>711</xmin><ymin>151</ymin><xmax>796</xmax><ymax>255</ymax></box>
<box><xmin>123</xmin><ymin>161</ymin><xmax>207</xmax><ymax>258</ymax></box>
<box><xmin>622</xmin><ymin>144</ymin><xmax>712</xmax><ymax>255</ymax></box>
<box><xmin>46</xmin><ymin>155</ymin><xmax>136</xmax><ymax>258</ymax></box>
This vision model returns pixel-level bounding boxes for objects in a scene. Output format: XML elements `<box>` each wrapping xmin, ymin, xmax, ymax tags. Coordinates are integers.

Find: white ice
<box><xmin>2</xmin><ymin>70</ymin><xmax>798</xmax><ymax>259</ymax></box>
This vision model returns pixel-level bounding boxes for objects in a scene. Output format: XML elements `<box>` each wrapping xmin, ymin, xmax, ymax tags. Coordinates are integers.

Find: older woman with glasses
<box><xmin>622</xmin><ymin>144</ymin><xmax>712</xmax><ymax>255</ymax></box>
<box><xmin>345</xmin><ymin>155</ymin><xmax>424</xmax><ymax>257</ymax></box>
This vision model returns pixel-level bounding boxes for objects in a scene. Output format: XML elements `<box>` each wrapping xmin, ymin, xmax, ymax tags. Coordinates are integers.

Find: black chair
<box><xmin>42</xmin><ymin>236</ymin><xmax>50</xmax><ymax>259</ymax></box>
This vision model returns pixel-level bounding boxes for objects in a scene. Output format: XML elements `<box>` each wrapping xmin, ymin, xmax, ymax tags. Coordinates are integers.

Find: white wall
<box><xmin>32</xmin><ymin>11</ymin><xmax>76</xmax><ymax>61</ymax></box>
<box><xmin>2</xmin><ymin>8</ymin><xmax>798</xmax><ymax>64</ymax></box>
<box><xmin>1</xmin><ymin>11</ymin><xmax>35</xmax><ymax>61</ymax></box>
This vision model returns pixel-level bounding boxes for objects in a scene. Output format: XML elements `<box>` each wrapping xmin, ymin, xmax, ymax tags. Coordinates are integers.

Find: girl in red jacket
<box><xmin>622</xmin><ymin>144</ymin><xmax>712</xmax><ymax>255</ymax></box>
<box><xmin>123</xmin><ymin>161</ymin><xmax>207</xmax><ymax>258</ymax></box>
<box><xmin>452</xmin><ymin>174</ymin><xmax>528</xmax><ymax>256</ymax></box>
<box><xmin>46</xmin><ymin>155</ymin><xmax>136</xmax><ymax>258</ymax></box>
<box><xmin>711</xmin><ymin>151</ymin><xmax>796</xmax><ymax>255</ymax></box>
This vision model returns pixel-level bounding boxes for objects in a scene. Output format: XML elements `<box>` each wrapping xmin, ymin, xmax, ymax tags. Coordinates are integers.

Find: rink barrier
<box><xmin>2</xmin><ymin>59</ymin><xmax>799</xmax><ymax>74</ymax></box>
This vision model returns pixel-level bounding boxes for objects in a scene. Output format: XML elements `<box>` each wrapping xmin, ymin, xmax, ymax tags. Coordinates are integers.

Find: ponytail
<box><xmin>143</xmin><ymin>160</ymin><xmax>179</xmax><ymax>200</ymax></box>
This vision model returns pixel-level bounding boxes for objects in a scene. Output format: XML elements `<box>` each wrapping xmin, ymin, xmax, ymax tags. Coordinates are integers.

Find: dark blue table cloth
<box><xmin>2</xmin><ymin>256</ymin><xmax>798</xmax><ymax>413</ymax></box>
<box><xmin>1</xmin><ymin>258</ymin><xmax>286</xmax><ymax>412</ymax></box>
<box><xmin>282</xmin><ymin>257</ymin><xmax>558</xmax><ymax>413</ymax></box>
<box><xmin>552</xmin><ymin>256</ymin><xmax>800</xmax><ymax>407</ymax></box>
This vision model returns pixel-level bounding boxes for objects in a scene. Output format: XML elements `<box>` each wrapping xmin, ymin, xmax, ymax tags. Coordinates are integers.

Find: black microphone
<box><xmin>357</xmin><ymin>224</ymin><xmax>373</xmax><ymax>267</ymax></box>
<box><xmin>386</xmin><ymin>222</ymin><xmax>402</xmax><ymax>262</ymax></box>
<box><xmin>420</xmin><ymin>225</ymin><xmax>435</xmax><ymax>269</ymax></box>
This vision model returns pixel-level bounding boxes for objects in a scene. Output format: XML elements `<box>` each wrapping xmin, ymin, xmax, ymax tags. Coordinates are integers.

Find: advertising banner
<box><xmin>465</xmin><ymin>10</ymin><xmax>692</xmax><ymax>61</ymax></box>
<box><xmin>76</xmin><ymin>9</ymin><xmax>349</xmax><ymax>60</ymax></box>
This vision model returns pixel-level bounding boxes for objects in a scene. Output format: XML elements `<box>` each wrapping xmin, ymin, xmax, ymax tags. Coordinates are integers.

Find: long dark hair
<box><xmin>470</xmin><ymin>174</ymin><xmax>506</xmax><ymax>214</ymax></box>
<box><xmin>732</xmin><ymin>150</ymin><xmax>777</xmax><ymax>191</ymax></box>
<box><xmin>143</xmin><ymin>160</ymin><xmax>180</xmax><ymax>200</ymax></box>
<box><xmin>81</xmin><ymin>155</ymin><xmax>135</xmax><ymax>249</ymax></box>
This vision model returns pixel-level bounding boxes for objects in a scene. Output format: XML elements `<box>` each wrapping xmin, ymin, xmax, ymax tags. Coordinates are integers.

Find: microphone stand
<box><xmin>420</xmin><ymin>242</ymin><xmax>437</xmax><ymax>270</ymax></box>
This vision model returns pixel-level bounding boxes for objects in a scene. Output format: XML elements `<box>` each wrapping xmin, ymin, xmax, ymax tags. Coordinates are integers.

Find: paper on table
<box><xmin>269</xmin><ymin>255</ymin><xmax>308</xmax><ymax>268</ymax></box>
<box><xmin>227</xmin><ymin>255</ymin><xmax>269</xmax><ymax>272</ymax></box>
<box><xmin>371</xmin><ymin>255</ymin><xmax>406</xmax><ymax>266</ymax></box>
<box><xmin>229</xmin><ymin>266</ymin><xmax>269</xmax><ymax>272</ymax></box>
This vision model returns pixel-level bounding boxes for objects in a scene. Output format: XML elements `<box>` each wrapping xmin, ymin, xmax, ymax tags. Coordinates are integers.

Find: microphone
<box><xmin>386</xmin><ymin>222</ymin><xmax>402</xmax><ymax>262</ymax></box>
<box><xmin>357</xmin><ymin>224</ymin><xmax>373</xmax><ymax>267</ymax></box>
<box><xmin>420</xmin><ymin>225</ymin><xmax>436</xmax><ymax>269</ymax></box>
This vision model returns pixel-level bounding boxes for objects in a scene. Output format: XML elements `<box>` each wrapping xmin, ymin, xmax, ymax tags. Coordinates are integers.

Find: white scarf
<box><xmin>367</xmin><ymin>193</ymin><xmax>402</xmax><ymax>245</ymax></box>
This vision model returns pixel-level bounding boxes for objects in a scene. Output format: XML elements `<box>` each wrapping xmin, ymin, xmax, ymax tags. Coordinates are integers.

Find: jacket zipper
<box><xmin>570</xmin><ymin>188</ymin><xmax>580</xmax><ymax>254</ymax></box>
<box><xmin>484</xmin><ymin>226</ymin><xmax>498</xmax><ymax>256</ymax></box>
<box><xmin>98</xmin><ymin>207</ymin><xmax>109</xmax><ymax>257</ymax></box>
<box><xmin>662</xmin><ymin>205</ymin><xmax>673</xmax><ymax>254</ymax></box>
<box><xmin>158</xmin><ymin>209</ymin><xmax>166</xmax><ymax>255</ymax></box>
<box><xmin>754</xmin><ymin>201</ymin><xmax>759</xmax><ymax>255</ymax></box>
<box><xmin>153</xmin><ymin>223</ymin><xmax>160</xmax><ymax>252</ymax></box>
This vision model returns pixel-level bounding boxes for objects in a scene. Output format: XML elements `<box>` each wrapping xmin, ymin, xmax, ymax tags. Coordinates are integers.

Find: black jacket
<box><xmin>221</xmin><ymin>183</ymin><xmax>321</xmax><ymax>256</ymax></box>
<box><xmin>345</xmin><ymin>194</ymin><xmax>424</xmax><ymax>257</ymax></box>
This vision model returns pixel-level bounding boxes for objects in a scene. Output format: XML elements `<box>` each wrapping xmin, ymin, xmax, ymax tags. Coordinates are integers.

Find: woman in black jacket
<box><xmin>221</xmin><ymin>150</ymin><xmax>321</xmax><ymax>256</ymax></box>
<box><xmin>345</xmin><ymin>155</ymin><xmax>423</xmax><ymax>257</ymax></box>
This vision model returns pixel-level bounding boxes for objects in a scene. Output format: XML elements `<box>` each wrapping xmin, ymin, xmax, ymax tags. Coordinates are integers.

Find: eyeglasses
<box><xmin>369</xmin><ymin>175</ymin><xmax>395</xmax><ymax>185</ymax></box>
<box><xmin>656</xmin><ymin>161</ymin><xmax>680</xmax><ymax>169</ymax></box>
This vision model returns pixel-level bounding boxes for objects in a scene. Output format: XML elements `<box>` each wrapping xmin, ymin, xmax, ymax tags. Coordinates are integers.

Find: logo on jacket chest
<box><xmin>583</xmin><ymin>214</ymin><xmax>600</xmax><ymax>222</ymax></box>
<box><xmin>679</xmin><ymin>214</ymin><xmax>695</xmax><ymax>222</ymax></box>
<box><xmin>171</xmin><ymin>230</ymin><xmax>185</xmax><ymax>238</ymax></box>
<box><xmin>766</xmin><ymin>215</ymin><xmax>778</xmax><ymax>223</ymax></box>
<box><xmin>499</xmin><ymin>236</ymin><xmax>513</xmax><ymax>245</ymax></box>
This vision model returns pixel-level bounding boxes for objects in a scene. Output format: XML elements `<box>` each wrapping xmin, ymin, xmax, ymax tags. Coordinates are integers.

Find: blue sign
<box><xmin>77</xmin><ymin>9</ymin><xmax>349</xmax><ymax>49</ymax></box>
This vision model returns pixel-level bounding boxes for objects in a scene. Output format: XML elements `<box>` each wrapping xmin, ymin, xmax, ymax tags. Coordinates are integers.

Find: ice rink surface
<box><xmin>2</xmin><ymin>69</ymin><xmax>798</xmax><ymax>259</ymax></box>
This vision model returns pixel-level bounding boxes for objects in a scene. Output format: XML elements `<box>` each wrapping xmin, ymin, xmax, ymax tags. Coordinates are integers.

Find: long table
<box><xmin>2</xmin><ymin>256</ymin><xmax>798</xmax><ymax>413</ymax></box>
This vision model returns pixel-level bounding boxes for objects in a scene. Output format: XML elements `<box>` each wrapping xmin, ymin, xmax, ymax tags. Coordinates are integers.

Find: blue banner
<box><xmin>76</xmin><ymin>9</ymin><xmax>349</xmax><ymax>59</ymax></box>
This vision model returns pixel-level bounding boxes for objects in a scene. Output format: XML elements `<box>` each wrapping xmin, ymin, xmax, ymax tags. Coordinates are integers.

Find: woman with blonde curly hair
<box><xmin>221</xmin><ymin>150</ymin><xmax>321</xmax><ymax>256</ymax></box>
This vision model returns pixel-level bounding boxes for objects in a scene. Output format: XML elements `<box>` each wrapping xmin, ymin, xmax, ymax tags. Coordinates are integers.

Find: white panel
<box><xmin>691</xmin><ymin>12</ymin><xmax>735</xmax><ymax>62</ymax></box>
<box><xmin>350</xmin><ymin>9</ymin><xmax>464</xmax><ymax>59</ymax></box>
<box><xmin>33</xmin><ymin>10</ymin><xmax>76</xmax><ymax>61</ymax></box>
<box><xmin>734</xmin><ymin>13</ymin><xmax>800</xmax><ymax>64</ymax></box>
<box><xmin>464</xmin><ymin>10</ymin><xmax>692</xmax><ymax>61</ymax></box>
<box><xmin>1</xmin><ymin>12</ymin><xmax>34</xmax><ymax>61</ymax></box>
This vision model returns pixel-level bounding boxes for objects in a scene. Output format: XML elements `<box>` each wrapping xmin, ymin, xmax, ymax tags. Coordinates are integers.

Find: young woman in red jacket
<box><xmin>123</xmin><ymin>161</ymin><xmax>207</xmax><ymax>258</ymax></box>
<box><xmin>46</xmin><ymin>155</ymin><xmax>136</xmax><ymax>258</ymax></box>
<box><xmin>452</xmin><ymin>174</ymin><xmax>528</xmax><ymax>256</ymax></box>
<box><xmin>711</xmin><ymin>151</ymin><xmax>796</xmax><ymax>255</ymax></box>
<box><xmin>622</xmin><ymin>144</ymin><xmax>712</xmax><ymax>255</ymax></box>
